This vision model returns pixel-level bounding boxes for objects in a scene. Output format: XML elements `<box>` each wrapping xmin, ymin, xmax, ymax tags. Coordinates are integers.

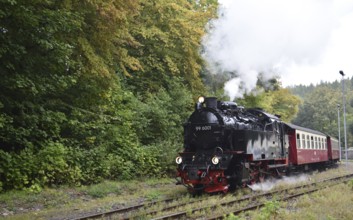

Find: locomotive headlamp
<box><xmin>198</xmin><ymin>96</ymin><xmax>205</xmax><ymax>103</ymax></box>
<box><xmin>211</xmin><ymin>156</ymin><xmax>220</xmax><ymax>165</ymax></box>
<box><xmin>176</xmin><ymin>156</ymin><xmax>183</xmax><ymax>164</ymax></box>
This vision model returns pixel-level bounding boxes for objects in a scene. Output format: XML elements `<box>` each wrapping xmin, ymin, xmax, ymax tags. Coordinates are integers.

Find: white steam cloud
<box><xmin>248</xmin><ymin>175</ymin><xmax>309</xmax><ymax>191</ymax></box>
<box><xmin>202</xmin><ymin>0</ymin><xmax>353</xmax><ymax>100</ymax></box>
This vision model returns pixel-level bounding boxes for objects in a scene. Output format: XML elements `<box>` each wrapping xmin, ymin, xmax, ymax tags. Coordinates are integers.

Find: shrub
<box><xmin>0</xmin><ymin>147</ymin><xmax>37</xmax><ymax>190</ymax></box>
<box><xmin>256</xmin><ymin>200</ymin><xmax>281</xmax><ymax>220</ymax></box>
<box><xmin>0</xmin><ymin>142</ymin><xmax>82</xmax><ymax>191</ymax></box>
<box><xmin>348</xmin><ymin>179</ymin><xmax>353</xmax><ymax>190</ymax></box>
<box><xmin>224</xmin><ymin>213</ymin><xmax>244</xmax><ymax>220</ymax></box>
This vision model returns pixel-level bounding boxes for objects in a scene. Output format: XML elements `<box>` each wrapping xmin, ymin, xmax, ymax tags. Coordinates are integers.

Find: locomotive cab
<box><xmin>184</xmin><ymin>97</ymin><xmax>225</xmax><ymax>152</ymax></box>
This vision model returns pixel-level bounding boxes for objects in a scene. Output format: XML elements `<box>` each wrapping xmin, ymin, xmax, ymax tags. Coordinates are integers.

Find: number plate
<box><xmin>195</xmin><ymin>125</ymin><xmax>212</xmax><ymax>131</ymax></box>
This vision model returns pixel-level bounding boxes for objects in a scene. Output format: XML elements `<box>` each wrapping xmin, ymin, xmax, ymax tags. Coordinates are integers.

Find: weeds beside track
<box><xmin>72</xmin><ymin>173</ymin><xmax>353</xmax><ymax>220</ymax></box>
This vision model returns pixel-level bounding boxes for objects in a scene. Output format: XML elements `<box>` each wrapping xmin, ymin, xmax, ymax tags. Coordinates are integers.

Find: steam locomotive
<box><xmin>176</xmin><ymin>97</ymin><xmax>339</xmax><ymax>193</ymax></box>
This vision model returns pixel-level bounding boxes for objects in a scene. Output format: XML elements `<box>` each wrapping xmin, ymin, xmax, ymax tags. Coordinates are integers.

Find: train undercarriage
<box><xmin>177</xmin><ymin>157</ymin><xmax>288</xmax><ymax>194</ymax></box>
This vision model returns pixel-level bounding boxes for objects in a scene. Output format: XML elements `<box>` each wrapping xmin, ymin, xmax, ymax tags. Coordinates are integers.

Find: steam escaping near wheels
<box><xmin>248</xmin><ymin>174</ymin><xmax>309</xmax><ymax>191</ymax></box>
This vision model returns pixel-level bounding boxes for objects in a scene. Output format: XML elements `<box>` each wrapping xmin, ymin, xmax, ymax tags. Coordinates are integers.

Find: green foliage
<box><xmin>1</xmin><ymin>0</ymin><xmax>320</xmax><ymax>193</ymax></box>
<box><xmin>125</xmin><ymin>0</ymin><xmax>217</xmax><ymax>95</ymax></box>
<box><xmin>133</xmin><ymin>78</ymin><xmax>193</xmax><ymax>145</ymax></box>
<box><xmin>82</xmin><ymin>181</ymin><xmax>121</xmax><ymax>198</ymax></box>
<box><xmin>145</xmin><ymin>141</ymin><xmax>182</xmax><ymax>175</ymax></box>
<box><xmin>0</xmin><ymin>143</ymin><xmax>79</xmax><ymax>191</ymax></box>
<box><xmin>203</xmin><ymin>74</ymin><xmax>301</xmax><ymax>122</ymax></box>
<box><xmin>256</xmin><ymin>200</ymin><xmax>280</xmax><ymax>220</ymax></box>
<box><xmin>292</xmin><ymin>86</ymin><xmax>342</xmax><ymax>136</ymax></box>
<box><xmin>129</xmin><ymin>78</ymin><xmax>194</xmax><ymax>175</ymax></box>
<box><xmin>239</xmin><ymin>88</ymin><xmax>301</xmax><ymax>122</ymax></box>
<box><xmin>202</xmin><ymin>70</ymin><xmax>237</xmax><ymax>99</ymax></box>
<box><xmin>291</xmin><ymin>78</ymin><xmax>353</xmax><ymax>148</ymax></box>
<box><xmin>224</xmin><ymin>213</ymin><xmax>244</xmax><ymax>220</ymax></box>
<box><xmin>270</xmin><ymin>89</ymin><xmax>302</xmax><ymax>122</ymax></box>
<box><xmin>145</xmin><ymin>190</ymin><xmax>162</xmax><ymax>201</ymax></box>
<box><xmin>0</xmin><ymin>0</ymin><xmax>216</xmax><ymax>192</ymax></box>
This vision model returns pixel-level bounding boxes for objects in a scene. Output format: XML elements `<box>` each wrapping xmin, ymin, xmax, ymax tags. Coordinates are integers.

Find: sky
<box><xmin>202</xmin><ymin>0</ymin><xmax>353</xmax><ymax>100</ymax></box>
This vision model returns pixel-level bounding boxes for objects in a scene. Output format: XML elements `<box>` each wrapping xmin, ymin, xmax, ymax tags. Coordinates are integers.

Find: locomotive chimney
<box><xmin>205</xmin><ymin>97</ymin><xmax>218</xmax><ymax>109</ymax></box>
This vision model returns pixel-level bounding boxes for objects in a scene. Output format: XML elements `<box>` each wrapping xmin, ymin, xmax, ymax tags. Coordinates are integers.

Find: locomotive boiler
<box><xmin>176</xmin><ymin>96</ymin><xmax>289</xmax><ymax>193</ymax></box>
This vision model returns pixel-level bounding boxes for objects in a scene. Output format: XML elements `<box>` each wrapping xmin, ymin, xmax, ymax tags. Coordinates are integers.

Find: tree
<box><xmin>237</xmin><ymin>77</ymin><xmax>301</xmax><ymax>122</ymax></box>
<box><xmin>292</xmin><ymin>86</ymin><xmax>340</xmax><ymax>136</ymax></box>
<box><xmin>0</xmin><ymin>0</ymin><xmax>219</xmax><ymax>191</ymax></box>
<box><xmin>0</xmin><ymin>0</ymin><xmax>156</xmax><ymax>190</ymax></box>
<box><xmin>124</xmin><ymin>0</ymin><xmax>217</xmax><ymax>96</ymax></box>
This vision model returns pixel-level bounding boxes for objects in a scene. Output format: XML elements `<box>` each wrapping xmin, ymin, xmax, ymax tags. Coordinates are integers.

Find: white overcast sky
<box><xmin>202</xmin><ymin>0</ymin><xmax>353</xmax><ymax>98</ymax></box>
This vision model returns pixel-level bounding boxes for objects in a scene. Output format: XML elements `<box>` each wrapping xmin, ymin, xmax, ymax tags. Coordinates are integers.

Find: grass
<box><xmin>1</xmin><ymin>163</ymin><xmax>353</xmax><ymax>219</ymax></box>
<box><xmin>0</xmin><ymin>177</ymin><xmax>186</xmax><ymax>219</ymax></box>
<box><xmin>278</xmin><ymin>182</ymin><xmax>353</xmax><ymax>220</ymax></box>
<box><xmin>224</xmin><ymin>163</ymin><xmax>353</xmax><ymax>220</ymax></box>
<box><xmin>80</xmin><ymin>181</ymin><xmax>122</xmax><ymax>198</ymax></box>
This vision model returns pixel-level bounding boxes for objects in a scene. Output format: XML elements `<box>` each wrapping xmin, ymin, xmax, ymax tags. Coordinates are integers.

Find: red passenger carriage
<box><xmin>286</xmin><ymin>124</ymin><xmax>328</xmax><ymax>168</ymax></box>
<box><xmin>327</xmin><ymin>137</ymin><xmax>340</xmax><ymax>162</ymax></box>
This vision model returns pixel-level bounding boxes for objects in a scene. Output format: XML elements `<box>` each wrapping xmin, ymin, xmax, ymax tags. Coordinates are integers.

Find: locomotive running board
<box><xmin>267</xmin><ymin>164</ymin><xmax>287</xmax><ymax>169</ymax></box>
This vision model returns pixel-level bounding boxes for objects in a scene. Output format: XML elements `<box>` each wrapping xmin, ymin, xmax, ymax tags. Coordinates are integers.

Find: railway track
<box><xmin>71</xmin><ymin>196</ymin><xmax>182</xmax><ymax>220</ymax></box>
<box><xmin>71</xmin><ymin>173</ymin><xmax>353</xmax><ymax>220</ymax></box>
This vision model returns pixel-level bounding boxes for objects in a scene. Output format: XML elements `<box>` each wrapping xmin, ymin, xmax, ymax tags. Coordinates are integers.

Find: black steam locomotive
<box><xmin>176</xmin><ymin>96</ymin><xmax>338</xmax><ymax>193</ymax></box>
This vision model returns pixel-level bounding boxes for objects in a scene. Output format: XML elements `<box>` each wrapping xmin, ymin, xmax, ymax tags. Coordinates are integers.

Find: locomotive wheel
<box><xmin>190</xmin><ymin>184</ymin><xmax>203</xmax><ymax>196</ymax></box>
<box><xmin>228</xmin><ymin>179</ymin><xmax>238</xmax><ymax>191</ymax></box>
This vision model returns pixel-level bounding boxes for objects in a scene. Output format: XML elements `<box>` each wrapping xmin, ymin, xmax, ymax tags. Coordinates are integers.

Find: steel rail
<box><xmin>71</xmin><ymin>196</ymin><xmax>180</xmax><ymax>220</ymax></box>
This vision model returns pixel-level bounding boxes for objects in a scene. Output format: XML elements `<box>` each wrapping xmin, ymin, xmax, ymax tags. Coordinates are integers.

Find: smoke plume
<box><xmin>202</xmin><ymin>0</ymin><xmax>349</xmax><ymax>100</ymax></box>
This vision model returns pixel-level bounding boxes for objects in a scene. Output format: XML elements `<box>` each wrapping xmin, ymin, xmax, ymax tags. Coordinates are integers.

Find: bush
<box><xmin>256</xmin><ymin>200</ymin><xmax>280</xmax><ymax>220</ymax></box>
<box><xmin>145</xmin><ymin>141</ymin><xmax>182</xmax><ymax>176</ymax></box>
<box><xmin>224</xmin><ymin>213</ymin><xmax>244</xmax><ymax>220</ymax></box>
<box><xmin>0</xmin><ymin>142</ymin><xmax>82</xmax><ymax>191</ymax></box>
<box><xmin>0</xmin><ymin>78</ymin><xmax>193</xmax><ymax>191</ymax></box>
<box><xmin>0</xmin><ymin>147</ymin><xmax>37</xmax><ymax>190</ymax></box>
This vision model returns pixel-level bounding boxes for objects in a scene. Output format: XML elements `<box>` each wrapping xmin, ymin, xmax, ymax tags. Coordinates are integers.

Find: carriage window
<box><xmin>324</xmin><ymin>138</ymin><xmax>327</xmax><ymax>149</ymax></box>
<box><xmin>319</xmin><ymin>138</ymin><xmax>322</xmax><ymax>149</ymax></box>
<box><xmin>307</xmin><ymin>135</ymin><xmax>310</xmax><ymax>149</ymax></box>
<box><xmin>297</xmin><ymin>133</ymin><xmax>301</xmax><ymax>148</ymax></box>
<box><xmin>317</xmin><ymin>137</ymin><xmax>320</xmax><ymax>149</ymax></box>
<box><xmin>302</xmin><ymin>134</ymin><xmax>306</xmax><ymax>149</ymax></box>
<box><xmin>311</xmin><ymin>136</ymin><xmax>314</xmax><ymax>149</ymax></box>
<box><xmin>321</xmin><ymin>138</ymin><xmax>324</xmax><ymax>149</ymax></box>
<box><xmin>314</xmin><ymin>137</ymin><xmax>317</xmax><ymax>149</ymax></box>
<box><xmin>317</xmin><ymin>137</ymin><xmax>321</xmax><ymax>149</ymax></box>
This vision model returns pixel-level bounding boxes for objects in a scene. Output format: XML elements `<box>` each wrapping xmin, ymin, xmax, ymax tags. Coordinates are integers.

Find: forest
<box><xmin>0</xmin><ymin>0</ymin><xmax>351</xmax><ymax>192</ymax></box>
<box><xmin>290</xmin><ymin>79</ymin><xmax>353</xmax><ymax>148</ymax></box>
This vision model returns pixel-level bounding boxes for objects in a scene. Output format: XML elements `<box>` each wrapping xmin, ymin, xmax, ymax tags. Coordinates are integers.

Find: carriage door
<box><xmin>278</xmin><ymin>122</ymin><xmax>286</xmax><ymax>158</ymax></box>
<box><xmin>274</xmin><ymin>121</ymin><xmax>285</xmax><ymax>158</ymax></box>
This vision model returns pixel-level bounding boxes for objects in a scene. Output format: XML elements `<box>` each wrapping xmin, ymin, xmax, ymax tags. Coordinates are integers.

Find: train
<box><xmin>176</xmin><ymin>96</ymin><xmax>339</xmax><ymax>194</ymax></box>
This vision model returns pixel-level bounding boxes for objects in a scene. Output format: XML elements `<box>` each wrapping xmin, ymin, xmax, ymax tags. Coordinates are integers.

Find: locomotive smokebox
<box><xmin>205</xmin><ymin>97</ymin><xmax>218</xmax><ymax>109</ymax></box>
